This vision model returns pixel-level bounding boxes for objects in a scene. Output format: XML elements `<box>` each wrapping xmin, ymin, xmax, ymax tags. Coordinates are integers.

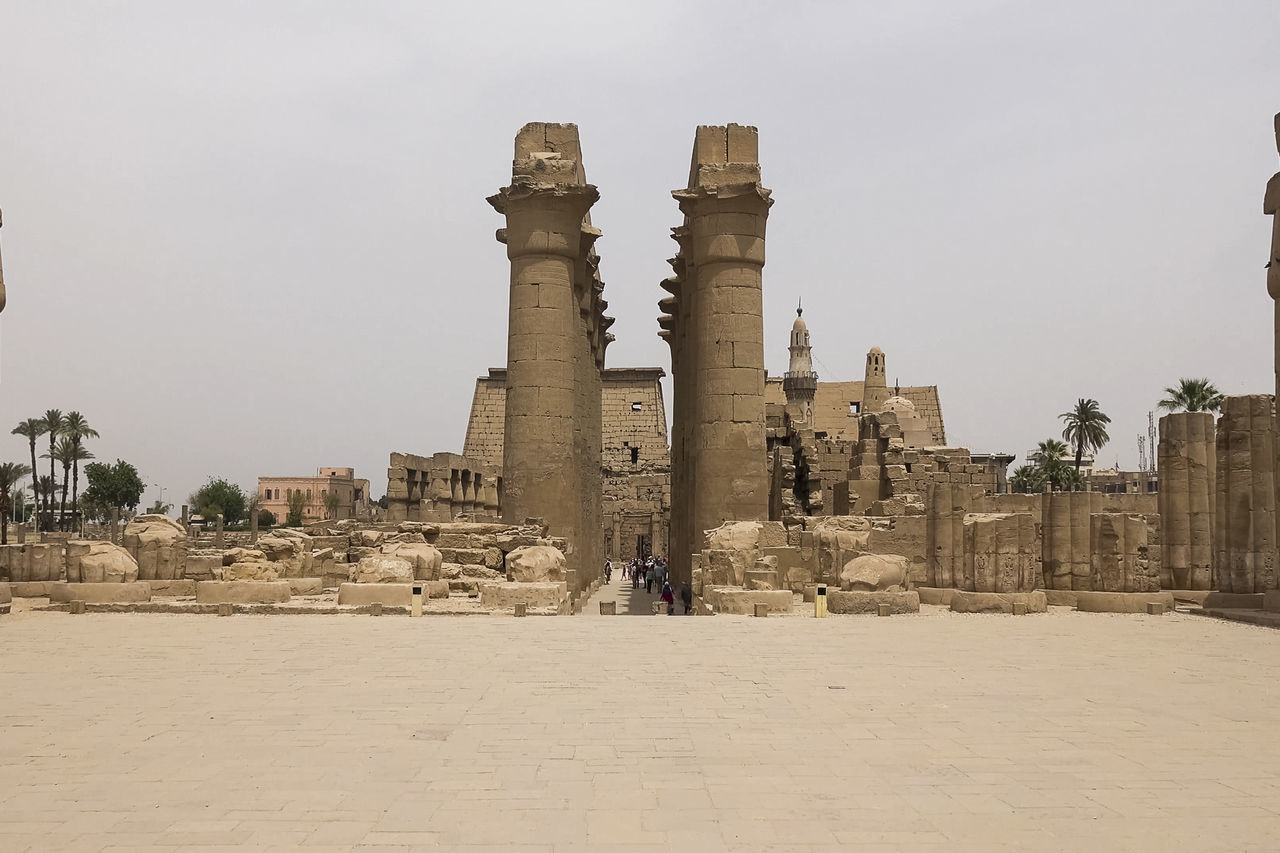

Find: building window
<box><xmin>631</xmin><ymin>402</ymin><xmax>643</xmax><ymax>411</ymax></box>
<box><xmin>286</xmin><ymin>489</ymin><xmax>292</xmax><ymax>500</ymax></box>
<box><xmin>631</xmin><ymin>447</ymin><xmax>640</xmax><ymax>465</ymax></box>
<box><xmin>849</xmin><ymin>402</ymin><xmax>861</xmax><ymax>414</ymax></box>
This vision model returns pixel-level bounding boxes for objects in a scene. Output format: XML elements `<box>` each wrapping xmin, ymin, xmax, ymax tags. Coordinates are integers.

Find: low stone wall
<box><xmin>827</xmin><ymin>590</ymin><xmax>920</xmax><ymax>615</ymax></box>
<box><xmin>478</xmin><ymin>581</ymin><xmax>567</xmax><ymax>612</ymax></box>
<box><xmin>195</xmin><ymin>581</ymin><xmax>291</xmax><ymax>604</ymax></box>
<box><xmin>705</xmin><ymin>588</ymin><xmax>793</xmax><ymax>615</ymax></box>
<box><xmin>950</xmin><ymin>590</ymin><xmax>1047</xmax><ymax>614</ymax></box>
<box><xmin>1075</xmin><ymin>591</ymin><xmax>1175</xmax><ymax>613</ymax></box>
<box><xmin>49</xmin><ymin>582</ymin><xmax>152</xmax><ymax>604</ymax></box>
<box><xmin>337</xmin><ymin>583</ymin><xmax>411</xmax><ymax>606</ymax></box>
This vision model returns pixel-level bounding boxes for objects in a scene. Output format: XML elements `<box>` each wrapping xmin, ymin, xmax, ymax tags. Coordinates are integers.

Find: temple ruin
<box><xmin>660</xmin><ymin>124</ymin><xmax>773</xmax><ymax>588</ymax></box>
<box><xmin>487</xmin><ymin>123</ymin><xmax>612</xmax><ymax>595</ymax></box>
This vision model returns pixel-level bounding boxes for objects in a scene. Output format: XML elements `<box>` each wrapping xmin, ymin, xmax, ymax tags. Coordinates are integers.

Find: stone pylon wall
<box><xmin>1158</xmin><ymin>412</ymin><xmax>1216</xmax><ymax>590</ymax></box>
<box><xmin>488</xmin><ymin>123</ymin><xmax>612</xmax><ymax>593</ymax></box>
<box><xmin>660</xmin><ymin>125</ymin><xmax>772</xmax><ymax>587</ymax></box>
<box><xmin>1214</xmin><ymin>395</ymin><xmax>1278</xmax><ymax>593</ymax></box>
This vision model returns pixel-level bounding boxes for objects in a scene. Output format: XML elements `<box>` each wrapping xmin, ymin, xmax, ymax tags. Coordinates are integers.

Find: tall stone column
<box><xmin>1158</xmin><ymin>412</ymin><xmax>1216</xmax><ymax>590</ymax></box>
<box><xmin>489</xmin><ymin>123</ymin><xmax>609</xmax><ymax>593</ymax></box>
<box><xmin>663</xmin><ymin>124</ymin><xmax>772</xmax><ymax>588</ymax></box>
<box><xmin>1214</xmin><ymin>395</ymin><xmax>1277</xmax><ymax>593</ymax></box>
<box><xmin>1265</xmin><ymin>113</ymin><xmax>1280</xmax><ymax>575</ymax></box>
<box><xmin>0</xmin><ymin>207</ymin><xmax>6</xmax><ymax>313</ymax></box>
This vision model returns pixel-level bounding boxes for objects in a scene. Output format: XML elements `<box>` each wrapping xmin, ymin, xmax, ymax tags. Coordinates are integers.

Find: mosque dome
<box><xmin>791</xmin><ymin>312</ymin><xmax>808</xmax><ymax>333</ymax></box>
<box><xmin>883</xmin><ymin>395</ymin><xmax>917</xmax><ymax>416</ymax></box>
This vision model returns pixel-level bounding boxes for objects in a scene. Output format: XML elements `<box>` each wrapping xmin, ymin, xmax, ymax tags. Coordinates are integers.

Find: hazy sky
<box><xmin>1</xmin><ymin>1</ymin><xmax>1278</xmax><ymax>510</ymax></box>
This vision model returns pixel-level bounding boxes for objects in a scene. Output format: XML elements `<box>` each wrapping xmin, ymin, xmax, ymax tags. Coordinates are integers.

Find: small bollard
<box><xmin>217</xmin><ymin>602</ymin><xmax>233</xmax><ymax>617</ymax></box>
<box><xmin>1012</xmin><ymin>601</ymin><xmax>1028</xmax><ymax>616</ymax></box>
<box><xmin>600</xmin><ymin>601</ymin><xmax>616</xmax><ymax>615</ymax></box>
<box><xmin>69</xmin><ymin>600</ymin><xmax>86</xmax><ymax>615</ymax></box>
<box><xmin>652</xmin><ymin>600</ymin><xmax>663</xmax><ymax>615</ymax></box>
<box><xmin>754</xmin><ymin>602</ymin><xmax>768</xmax><ymax>618</ymax></box>
<box><xmin>815</xmin><ymin>583</ymin><xmax>828</xmax><ymax>619</ymax></box>
<box><xmin>411</xmin><ymin>584</ymin><xmax>424</xmax><ymax>618</ymax></box>
<box><xmin>1146</xmin><ymin>601</ymin><xmax>1165</xmax><ymax>615</ymax></box>
<box><xmin>514</xmin><ymin>602</ymin><xmax>527</xmax><ymax>617</ymax></box>
<box><xmin>877</xmin><ymin>602</ymin><xmax>891</xmax><ymax>617</ymax></box>
<box><xmin>370</xmin><ymin>602</ymin><xmax>383</xmax><ymax>617</ymax></box>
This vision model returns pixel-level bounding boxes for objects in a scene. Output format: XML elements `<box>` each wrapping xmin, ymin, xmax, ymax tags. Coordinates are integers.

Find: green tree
<box><xmin>285</xmin><ymin>489</ymin><xmax>308</xmax><ymax>527</ymax></box>
<box><xmin>323</xmin><ymin>489</ymin><xmax>340</xmax><ymax>520</ymax></box>
<box><xmin>1159</xmin><ymin>378</ymin><xmax>1224</xmax><ymax>413</ymax></box>
<box><xmin>1010</xmin><ymin>464</ymin><xmax>1046</xmax><ymax>494</ymax></box>
<box><xmin>0</xmin><ymin>462</ymin><xmax>33</xmax><ymax>545</ymax></box>
<box><xmin>62</xmin><ymin>412</ymin><xmax>98</xmax><ymax>524</ymax></box>
<box><xmin>44</xmin><ymin>437</ymin><xmax>92</xmax><ymax>531</ymax></box>
<box><xmin>10</xmin><ymin>418</ymin><xmax>46</xmax><ymax>530</ymax></box>
<box><xmin>1059</xmin><ymin>398</ymin><xmax>1111</xmax><ymax>471</ymax></box>
<box><xmin>146</xmin><ymin>499</ymin><xmax>173</xmax><ymax>516</ymax></box>
<box><xmin>257</xmin><ymin>508</ymin><xmax>277</xmax><ymax>528</ymax></box>
<box><xmin>81</xmin><ymin>459</ymin><xmax>147</xmax><ymax>523</ymax></box>
<box><xmin>188</xmin><ymin>477</ymin><xmax>248</xmax><ymax>526</ymax></box>
<box><xmin>40</xmin><ymin>409</ymin><xmax>65</xmax><ymax>523</ymax></box>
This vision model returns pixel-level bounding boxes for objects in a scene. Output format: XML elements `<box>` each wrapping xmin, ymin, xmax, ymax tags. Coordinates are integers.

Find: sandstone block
<box><xmin>350</xmin><ymin>555</ymin><xmax>414</xmax><ymax>584</ymax></box>
<box><xmin>66</xmin><ymin>541</ymin><xmax>139</xmax><ymax>584</ymax></box>
<box><xmin>505</xmin><ymin>545</ymin><xmax>566</xmax><ymax>582</ymax></box>
<box><xmin>705</xmin><ymin>587</ymin><xmax>793</xmax><ymax>615</ymax></box>
<box><xmin>478</xmin><ymin>581</ymin><xmax>567</xmax><ymax>611</ymax></box>
<box><xmin>337</xmin><ymin>583</ymin><xmax>411</xmax><ymax>607</ymax></box>
<box><xmin>380</xmin><ymin>541</ymin><xmax>443</xmax><ymax>580</ymax></box>
<box><xmin>827</xmin><ymin>590</ymin><xmax>920</xmax><ymax>615</ymax></box>
<box><xmin>123</xmin><ymin>515</ymin><xmax>188</xmax><ymax>580</ymax></box>
<box><xmin>1075</xmin><ymin>591</ymin><xmax>1177</xmax><ymax>613</ymax></box>
<box><xmin>195</xmin><ymin>581</ymin><xmax>291</xmax><ymax>604</ymax></box>
<box><xmin>949</xmin><ymin>590</ymin><xmax>1047</xmax><ymax>614</ymax></box>
<box><xmin>840</xmin><ymin>554</ymin><xmax>910</xmax><ymax>592</ymax></box>
<box><xmin>1201</xmin><ymin>592</ymin><xmax>1265</xmax><ymax>609</ymax></box>
<box><xmin>147</xmin><ymin>579</ymin><xmax>197</xmax><ymax>596</ymax></box>
<box><xmin>288</xmin><ymin>578</ymin><xmax>324</xmax><ymax>595</ymax></box>
<box><xmin>50</xmin><ymin>582</ymin><xmax>152</xmax><ymax>604</ymax></box>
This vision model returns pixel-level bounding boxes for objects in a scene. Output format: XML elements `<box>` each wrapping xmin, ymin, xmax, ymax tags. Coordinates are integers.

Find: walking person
<box><xmin>680</xmin><ymin>582</ymin><xmax>693</xmax><ymax>615</ymax></box>
<box><xmin>660</xmin><ymin>580</ymin><xmax>675</xmax><ymax>615</ymax></box>
<box><xmin>645</xmin><ymin>565</ymin><xmax>655</xmax><ymax>594</ymax></box>
<box><xmin>632</xmin><ymin>560</ymin><xmax>641</xmax><ymax>589</ymax></box>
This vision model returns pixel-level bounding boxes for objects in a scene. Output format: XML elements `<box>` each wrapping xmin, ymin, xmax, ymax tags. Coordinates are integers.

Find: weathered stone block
<box><xmin>337</xmin><ymin>583</ymin><xmax>410</xmax><ymax>606</ymax></box>
<box><xmin>195</xmin><ymin>581</ymin><xmax>291</xmax><ymax>604</ymax></box>
<box><xmin>827</xmin><ymin>590</ymin><xmax>920</xmax><ymax>615</ymax></box>
<box><xmin>50</xmin><ymin>582</ymin><xmax>152</xmax><ymax>604</ymax></box>
<box><xmin>949</xmin><ymin>590</ymin><xmax>1047</xmax><ymax>614</ymax></box>
<box><xmin>1076</xmin><ymin>591</ymin><xmax>1177</xmax><ymax>613</ymax></box>
<box><xmin>705</xmin><ymin>587</ymin><xmax>792</xmax><ymax>615</ymax></box>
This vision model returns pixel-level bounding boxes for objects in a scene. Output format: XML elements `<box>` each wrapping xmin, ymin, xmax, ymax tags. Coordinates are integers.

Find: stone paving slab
<box><xmin>2</xmin><ymin>604</ymin><xmax>1280</xmax><ymax>851</ymax></box>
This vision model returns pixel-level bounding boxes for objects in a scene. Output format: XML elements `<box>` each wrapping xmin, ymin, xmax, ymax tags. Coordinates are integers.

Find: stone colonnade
<box><xmin>1089</xmin><ymin>513</ymin><xmax>1156</xmax><ymax>593</ymax></box>
<box><xmin>488</xmin><ymin>123</ymin><xmax>612</xmax><ymax>594</ymax></box>
<box><xmin>659</xmin><ymin>124</ymin><xmax>772</xmax><ymax>588</ymax></box>
<box><xmin>1158</xmin><ymin>412</ymin><xmax>1216</xmax><ymax>590</ymax></box>
<box><xmin>1214</xmin><ymin>395</ymin><xmax>1277</xmax><ymax>593</ymax></box>
<box><xmin>386</xmin><ymin>452</ymin><xmax>500</xmax><ymax>523</ymax></box>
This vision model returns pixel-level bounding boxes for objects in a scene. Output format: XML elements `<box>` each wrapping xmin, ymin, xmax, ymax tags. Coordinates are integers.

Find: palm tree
<box><xmin>62</xmin><ymin>412</ymin><xmax>99</xmax><ymax>524</ymax></box>
<box><xmin>0</xmin><ymin>462</ymin><xmax>33</xmax><ymax>545</ymax></box>
<box><xmin>1159</xmin><ymin>378</ymin><xmax>1224</xmax><ymax>413</ymax></box>
<box><xmin>1030</xmin><ymin>439</ymin><xmax>1069</xmax><ymax>466</ymax></box>
<box><xmin>41</xmin><ymin>409</ymin><xmax>65</xmax><ymax>522</ymax></box>
<box><xmin>43</xmin><ymin>436</ymin><xmax>90</xmax><ymax>531</ymax></box>
<box><xmin>1010</xmin><ymin>464</ymin><xmax>1046</xmax><ymax>494</ymax></box>
<box><xmin>11</xmin><ymin>418</ymin><xmax>46</xmax><ymax>530</ymax></box>
<box><xmin>1060</xmin><ymin>398</ymin><xmax>1112</xmax><ymax>471</ymax></box>
<box><xmin>37</xmin><ymin>475</ymin><xmax>57</xmax><ymax>527</ymax></box>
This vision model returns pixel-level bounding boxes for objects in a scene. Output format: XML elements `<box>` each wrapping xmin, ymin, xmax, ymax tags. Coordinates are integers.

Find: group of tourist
<box><xmin>603</xmin><ymin>555</ymin><xmax>693</xmax><ymax>615</ymax></box>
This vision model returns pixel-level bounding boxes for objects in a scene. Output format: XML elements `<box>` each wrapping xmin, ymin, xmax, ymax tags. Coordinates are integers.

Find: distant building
<box><xmin>1088</xmin><ymin>467</ymin><xmax>1158</xmax><ymax>494</ymax></box>
<box><xmin>258</xmin><ymin>467</ymin><xmax>371</xmax><ymax>524</ymax></box>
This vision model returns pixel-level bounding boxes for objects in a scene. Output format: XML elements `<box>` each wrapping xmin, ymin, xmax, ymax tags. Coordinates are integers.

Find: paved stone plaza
<box><xmin>3</xmin><ymin>596</ymin><xmax>1280</xmax><ymax>852</ymax></box>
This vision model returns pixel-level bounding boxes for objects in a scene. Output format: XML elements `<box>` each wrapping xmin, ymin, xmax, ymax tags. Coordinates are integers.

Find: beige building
<box><xmin>257</xmin><ymin>468</ymin><xmax>370</xmax><ymax>525</ymax></box>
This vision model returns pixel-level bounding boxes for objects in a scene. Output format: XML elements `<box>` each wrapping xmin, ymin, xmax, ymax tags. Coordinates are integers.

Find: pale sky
<box><xmin>1</xmin><ymin>1</ymin><xmax>1277</xmax><ymax>510</ymax></box>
